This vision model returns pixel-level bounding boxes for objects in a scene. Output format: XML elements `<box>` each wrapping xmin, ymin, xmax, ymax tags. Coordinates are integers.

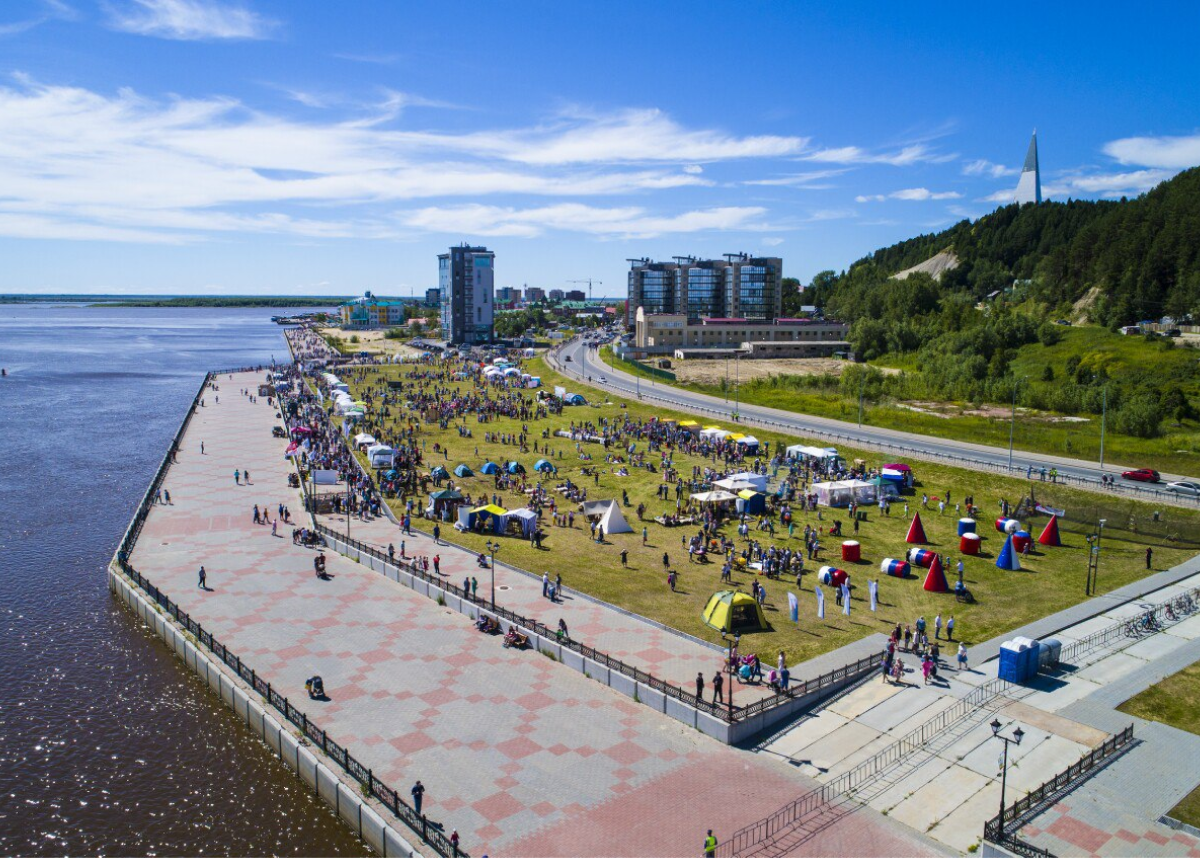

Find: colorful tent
<box><xmin>506</xmin><ymin>461</ymin><xmax>525</xmax><ymax>474</ymax></box>
<box><xmin>453</xmin><ymin>464</ymin><xmax>473</xmax><ymax>478</ymax></box>
<box><xmin>906</xmin><ymin>512</ymin><xmax>928</xmax><ymax>544</ymax></box>
<box><xmin>1038</xmin><ymin>515</ymin><xmax>1062</xmax><ymax>547</ymax></box>
<box><xmin>923</xmin><ymin>553</ymin><xmax>949</xmax><ymax>592</ymax></box>
<box><xmin>996</xmin><ymin>535</ymin><xmax>1022</xmax><ymax>570</ymax></box>
<box><xmin>736</xmin><ymin>489</ymin><xmax>766</xmax><ymax>515</ymax></box>
<box><xmin>701</xmin><ymin>590</ymin><xmax>768</xmax><ymax>634</ymax></box>
<box><xmin>533</xmin><ymin>458</ymin><xmax>557</xmax><ymax>473</ymax></box>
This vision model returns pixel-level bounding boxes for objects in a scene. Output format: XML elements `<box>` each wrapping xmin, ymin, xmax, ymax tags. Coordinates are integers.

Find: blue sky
<box><xmin>2</xmin><ymin>0</ymin><xmax>1199</xmax><ymax>296</ymax></box>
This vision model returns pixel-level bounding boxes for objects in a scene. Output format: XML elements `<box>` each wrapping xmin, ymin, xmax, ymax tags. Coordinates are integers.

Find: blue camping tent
<box><xmin>996</xmin><ymin>535</ymin><xmax>1022</xmax><ymax>570</ymax></box>
<box><xmin>480</xmin><ymin>461</ymin><xmax>500</xmax><ymax>475</ymax></box>
<box><xmin>534</xmin><ymin>458</ymin><xmax>557</xmax><ymax>473</ymax></box>
<box><xmin>506</xmin><ymin>461</ymin><xmax>525</xmax><ymax>474</ymax></box>
<box><xmin>454</xmin><ymin>464</ymin><xmax>473</xmax><ymax>478</ymax></box>
<box><xmin>431</xmin><ymin>465</ymin><xmax>449</xmax><ymax>479</ymax></box>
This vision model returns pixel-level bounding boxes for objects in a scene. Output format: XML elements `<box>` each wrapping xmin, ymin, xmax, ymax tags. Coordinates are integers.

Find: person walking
<box><xmin>704</xmin><ymin>830</ymin><xmax>718</xmax><ymax>858</ymax></box>
<box><xmin>642</xmin><ymin>526</ymin><xmax>648</xmax><ymax>546</ymax></box>
<box><xmin>946</xmin><ymin>615</ymin><xmax>956</xmax><ymax>641</ymax></box>
<box><xmin>957</xmin><ymin>642</ymin><xmax>969</xmax><ymax>671</ymax></box>
<box><xmin>198</xmin><ymin>566</ymin><xmax>207</xmax><ymax>589</ymax></box>
<box><xmin>1146</xmin><ymin>546</ymin><xmax>1153</xmax><ymax>570</ymax></box>
<box><xmin>542</xmin><ymin>572</ymin><xmax>549</xmax><ymax>598</ymax></box>
<box><xmin>934</xmin><ymin>613</ymin><xmax>943</xmax><ymax>640</ymax></box>
<box><xmin>244</xmin><ymin>469</ymin><xmax>250</xmax><ymax>485</ymax></box>
<box><xmin>695</xmin><ymin>672</ymin><xmax>705</xmax><ymax>700</ymax></box>
<box><xmin>234</xmin><ymin>469</ymin><xmax>240</xmax><ymax>485</ymax></box>
<box><xmin>200</xmin><ymin>441</ymin><xmax>205</xmax><ymax>455</ymax></box>
<box><xmin>471</xmin><ymin>577</ymin><xmax>478</xmax><ymax>599</ymax></box>
<box><xmin>411</xmin><ymin>780</ymin><xmax>425</xmax><ymax>816</ymax></box>
<box><xmin>433</xmin><ymin>555</ymin><xmax>441</xmax><ymax>575</ymax></box>
<box><xmin>662</xmin><ymin>551</ymin><xmax>670</xmax><ymax>571</ymax></box>
<box><xmin>620</xmin><ymin>548</ymin><xmax>628</xmax><ymax>567</ymax></box>
<box><xmin>433</xmin><ymin>524</ymin><xmax>441</xmax><ymax>545</ymax></box>
<box><xmin>712</xmin><ymin>671</ymin><xmax>724</xmax><ymax>705</ymax></box>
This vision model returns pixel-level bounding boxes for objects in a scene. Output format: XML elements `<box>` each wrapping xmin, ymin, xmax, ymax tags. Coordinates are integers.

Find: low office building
<box><xmin>339</xmin><ymin>291</ymin><xmax>407</xmax><ymax>328</ymax></box>
<box><xmin>631</xmin><ymin>308</ymin><xmax>849</xmax><ymax>358</ymax></box>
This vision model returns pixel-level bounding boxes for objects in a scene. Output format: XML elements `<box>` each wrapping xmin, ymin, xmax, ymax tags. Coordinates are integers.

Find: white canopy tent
<box><xmin>724</xmin><ymin>471</ymin><xmax>768</xmax><ymax>491</ymax></box>
<box><xmin>353</xmin><ymin>433</ymin><xmax>376</xmax><ymax>447</ymax></box>
<box><xmin>501</xmin><ymin>507</ymin><xmax>539</xmax><ymax>538</ymax></box>
<box><xmin>579</xmin><ymin>499</ymin><xmax>633</xmax><ymax>534</ymax></box>
<box><xmin>713</xmin><ymin>478</ymin><xmax>759</xmax><ymax>493</ymax></box>
<box><xmin>734</xmin><ymin>435</ymin><xmax>760</xmax><ymax>450</ymax></box>
<box><xmin>366</xmin><ymin>444</ymin><xmax>395</xmax><ymax>468</ymax></box>
<box><xmin>700</xmin><ymin>427</ymin><xmax>731</xmax><ymax>441</ymax></box>
<box><xmin>691</xmin><ymin>490</ymin><xmax>739</xmax><ymax>504</ymax></box>
<box><xmin>786</xmin><ymin>444</ymin><xmax>840</xmax><ymax>460</ymax></box>
<box><xmin>811</xmin><ymin>479</ymin><xmax>876</xmax><ymax>507</ymax></box>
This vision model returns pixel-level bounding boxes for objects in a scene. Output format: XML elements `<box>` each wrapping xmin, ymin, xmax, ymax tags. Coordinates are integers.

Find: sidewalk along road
<box><xmin>551</xmin><ymin>337</ymin><xmax>1199</xmax><ymax>504</ymax></box>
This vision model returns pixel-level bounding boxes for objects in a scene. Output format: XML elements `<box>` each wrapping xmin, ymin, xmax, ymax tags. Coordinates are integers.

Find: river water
<box><xmin>0</xmin><ymin>305</ymin><xmax>367</xmax><ymax>856</ymax></box>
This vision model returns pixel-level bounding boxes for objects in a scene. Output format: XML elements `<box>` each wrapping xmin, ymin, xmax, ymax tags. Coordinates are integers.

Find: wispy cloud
<box><xmin>105</xmin><ymin>0</ymin><xmax>275</xmax><ymax>40</ymax></box>
<box><xmin>761</xmin><ymin>236</ymin><xmax>784</xmax><ymax>246</ymax></box>
<box><xmin>0</xmin><ymin>77</ymin><xmax>794</xmax><ymax>242</ymax></box>
<box><xmin>963</xmin><ymin>158</ymin><xmax>1018</xmax><ymax>178</ymax></box>
<box><xmin>332</xmin><ymin>51</ymin><xmax>401</xmax><ymax>65</ymax></box>
<box><xmin>856</xmin><ymin>188</ymin><xmax>962</xmax><ymax>203</ymax></box>
<box><xmin>743</xmin><ymin>169</ymin><xmax>848</xmax><ymax>188</ymax></box>
<box><xmin>398</xmin><ymin>203</ymin><xmax>767</xmax><ymax>239</ymax></box>
<box><xmin>1103</xmin><ymin>133</ymin><xmax>1200</xmax><ymax>169</ymax></box>
<box><xmin>0</xmin><ymin>0</ymin><xmax>78</xmax><ymax>37</ymax></box>
<box><xmin>802</xmin><ymin>144</ymin><xmax>950</xmax><ymax>166</ymax></box>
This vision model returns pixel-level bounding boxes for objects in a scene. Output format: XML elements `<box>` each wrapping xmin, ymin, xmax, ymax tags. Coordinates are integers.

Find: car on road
<box><xmin>599</xmin><ymin>376</ymin><xmax>607</xmax><ymax>384</ymax></box>
<box><xmin>1165</xmin><ymin>481</ymin><xmax>1200</xmax><ymax>497</ymax></box>
<box><xmin>563</xmin><ymin>355</ymin><xmax>572</xmax><ymax>361</ymax></box>
<box><xmin>1121</xmin><ymin>468</ymin><xmax>1162</xmax><ymax>483</ymax></box>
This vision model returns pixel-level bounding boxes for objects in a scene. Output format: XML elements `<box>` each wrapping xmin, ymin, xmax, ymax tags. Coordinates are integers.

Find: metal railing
<box><xmin>116</xmin><ymin>561</ymin><xmax>466</xmax><ymax>858</ymax></box>
<box><xmin>983</xmin><ymin>725</ymin><xmax>1135</xmax><ymax>848</ymax></box>
<box><xmin>720</xmin><ymin>677</ymin><xmax>1014</xmax><ymax>857</ymax></box>
<box><xmin>111</xmin><ymin>364</ymin><xmax>467</xmax><ymax>858</ymax></box>
<box><xmin>315</xmin><ymin>524</ymin><xmax>876</xmax><ymax>726</ymax></box>
<box><xmin>1059</xmin><ymin>587</ymin><xmax>1200</xmax><ymax>664</ymax></box>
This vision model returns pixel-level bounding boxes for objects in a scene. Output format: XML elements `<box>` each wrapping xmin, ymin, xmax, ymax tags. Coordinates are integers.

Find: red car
<box><xmin>1121</xmin><ymin>468</ymin><xmax>1161</xmax><ymax>483</ymax></box>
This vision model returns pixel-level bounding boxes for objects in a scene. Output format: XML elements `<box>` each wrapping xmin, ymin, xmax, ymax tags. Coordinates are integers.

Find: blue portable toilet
<box><xmin>998</xmin><ymin>640</ymin><xmax>1027</xmax><ymax>683</ymax></box>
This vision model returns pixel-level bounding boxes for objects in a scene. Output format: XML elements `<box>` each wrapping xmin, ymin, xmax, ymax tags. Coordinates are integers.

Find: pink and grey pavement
<box><xmin>130</xmin><ymin>371</ymin><xmax>941</xmax><ymax>856</ymax></box>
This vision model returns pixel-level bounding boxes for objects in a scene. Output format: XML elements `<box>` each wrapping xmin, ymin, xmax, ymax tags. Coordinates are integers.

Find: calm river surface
<box><xmin>0</xmin><ymin>305</ymin><xmax>367</xmax><ymax>856</ymax></box>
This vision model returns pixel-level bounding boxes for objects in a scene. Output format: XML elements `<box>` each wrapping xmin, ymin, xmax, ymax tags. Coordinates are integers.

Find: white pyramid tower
<box><xmin>1014</xmin><ymin>131</ymin><xmax>1042</xmax><ymax>204</ymax></box>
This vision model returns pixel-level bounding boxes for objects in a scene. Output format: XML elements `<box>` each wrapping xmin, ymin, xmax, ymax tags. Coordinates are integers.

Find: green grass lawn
<box><xmin>658</xmin><ymin>326</ymin><xmax>1200</xmax><ymax>476</ymax></box>
<box><xmin>330</xmin><ymin>354</ymin><xmax>1196</xmax><ymax>668</ymax></box>
<box><xmin>1117</xmin><ymin>662</ymin><xmax>1200</xmax><ymax>827</ymax></box>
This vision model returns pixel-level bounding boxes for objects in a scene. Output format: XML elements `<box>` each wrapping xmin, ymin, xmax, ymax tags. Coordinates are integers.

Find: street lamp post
<box><xmin>734</xmin><ymin>353</ymin><xmax>740</xmax><ymax>421</ymax></box>
<box><xmin>990</xmin><ymin>719</ymin><xmax>1025</xmax><ymax>841</ymax></box>
<box><xmin>485</xmin><ymin>540</ymin><xmax>500</xmax><ymax>607</ymax></box>
<box><xmin>1007</xmin><ymin>376</ymin><xmax>1027</xmax><ymax>470</ymax></box>
<box><xmin>1099</xmin><ymin>384</ymin><xmax>1108</xmax><ymax>473</ymax></box>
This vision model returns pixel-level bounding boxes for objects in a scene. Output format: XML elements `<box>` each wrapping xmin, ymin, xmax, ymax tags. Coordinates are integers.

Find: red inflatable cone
<box><xmin>923</xmin><ymin>553</ymin><xmax>949</xmax><ymax>593</ymax></box>
<box><xmin>1038</xmin><ymin>514</ymin><xmax>1062</xmax><ymax>547</ymax></box>
<box><xmin>906</xmin><ymin>512</ymin><xmax>927</xmax><ymax>544</ymax></box>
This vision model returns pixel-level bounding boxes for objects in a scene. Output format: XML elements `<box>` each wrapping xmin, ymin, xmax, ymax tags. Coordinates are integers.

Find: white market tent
<box><xmin>366</xmin><ymin>444</ymin><xmax>395</xmax><ymax>468</ymax></box>
<box><xmin>700</xmin><ymin>427</ymin><xmax>731</xmax><ymax>441</ymax></box>
<box><xmin>713</xmin><ymin>478</ymin><xmax>758</xmax><ymax>492</ymax></box>
<box><xmin>811</xmin><ymin>479</ymin><xmax>876</xmax><ymax>507</ymax></box>
<box><xmin>734</xmin><ymin>435</ymin><xmax>760</xmax><ymax>450</ymax></box>
<box><xmin>786</xmin><ymin>444</ymin><xmax>840</xmax><ymax>460</ymax></box>
<box><xmin>691</xmin><ymin>490</ymin><xmax>739</xmax><ymax>503</ymax></box>
<box><xmin>353</xmin><ymin>432</ymin><xmax>376</xmax><ymax>447</ymax></box>
<box><xmin>501</xmin><ymin>507</ymin><xmax>539</xmax><ymax>537</ymax></box>
<box><xmin>725</xmin><ymin>471</ymin><xmax>768</xmax><ymax>491</ymax></box>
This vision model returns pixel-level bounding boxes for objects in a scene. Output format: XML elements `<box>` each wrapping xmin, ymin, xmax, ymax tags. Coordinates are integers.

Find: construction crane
<box><xmin>568</xmin><ymin>279</ymin><xmax>602</xmax><ymax>302</ymax></box>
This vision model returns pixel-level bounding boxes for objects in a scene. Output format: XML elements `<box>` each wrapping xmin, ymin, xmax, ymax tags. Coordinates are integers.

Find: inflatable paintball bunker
<box><xmin>960</xmin><ymin>532</ymin><xmax>981</xmax><ymax>555</ymax></box>
<box><xmin>818</xmin><ymin>566</ymin><xmax>849</xmax><ymax>587</ymax></box>
<box><xmin>841</xmin><ymin>541</ymin><xmax>861</xmax><ymax>562</ymax></box>
<box><xmin>996</xmin><ymin>518</ymin><xmax>1021</xmax><ymax>535</ymax></box>
<box><xmin>881</xmin><ymin>558</ymin><xmax>911</xmax><ymax>578</ymax></box>
<box><xmin>1038</xmin><ymin>515</ymin><xmax>1062</xmax><ymax>547</ymax></box>
<box><xmin>923</xmin><ymin>553</ymin><xmax>949</xmax><ymax>593</ymax></box>
<box><xmin>957</xmin><ymin>518</ymin><xmax>977</xmax><ymax>536</ymax></box>
<box><xmin>906</xmin><ymin>548</ymin><xmax>937</xmax><ymax>568</ymax></box>
<box><xmin>906</xmin><ymin>512</ymin><xmax>928</xmax><ymax>544</ymax></box>
<box><xmin>1013</xmin><ymin>530</ymin><xmax>1032</xmax><ymax>553</ymax></box>
<box><xmin>996</xmin><ymin>535</ymin><xmax>1022</xmax><ymax>570</ymax></box>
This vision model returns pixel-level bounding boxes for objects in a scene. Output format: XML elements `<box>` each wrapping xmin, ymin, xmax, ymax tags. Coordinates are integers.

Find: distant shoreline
<box><xmin>0</xmin><ymin>295</ymin><xmax>348</xmax><ymax>308</ymax></box>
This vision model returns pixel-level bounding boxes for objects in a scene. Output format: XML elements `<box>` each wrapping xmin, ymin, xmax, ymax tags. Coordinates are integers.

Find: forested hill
<box><xmin>805</xmin><ymin>166</ymin><xmax>1200</xmax><ymax>327</ymax></box>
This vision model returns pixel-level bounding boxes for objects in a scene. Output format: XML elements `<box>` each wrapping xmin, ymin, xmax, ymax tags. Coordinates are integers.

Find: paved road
<box><xmin>549</xmin><ymin>337</ymin><xmax>1199</xmax><ymax>507</ymax></box>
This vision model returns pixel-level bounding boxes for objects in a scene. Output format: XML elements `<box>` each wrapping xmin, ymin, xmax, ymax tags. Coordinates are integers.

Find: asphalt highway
<box><xmin>548</xmin><ymin>336</ymin><xmax>1198</xmax><ymax>509</ymax></box>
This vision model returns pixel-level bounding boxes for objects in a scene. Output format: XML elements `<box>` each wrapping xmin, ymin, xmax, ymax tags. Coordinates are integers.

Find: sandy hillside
<box><xmin>892</xmin><ymin>249</ymin><xmax>959</xmax><ymax>281</ymax></box>
<box><xmin>317</xmin><ymin>326</ymin><xmax>425</xmax><ymax>358</ymax></box>
<box><xmin>673</xmin><ymin>357</ymin><xmax>899</xmax><ymax>385</ymax></box>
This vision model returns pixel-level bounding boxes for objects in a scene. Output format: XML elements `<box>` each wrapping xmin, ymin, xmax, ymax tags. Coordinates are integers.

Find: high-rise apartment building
<box><xmin>626</xmin><ymin>255</ymin><xmax>783</xmax><ymax>326</ymax></box>
<box><xmin>424</xmin><ymin>287</ymin><xmax>440</xmax><ymax>308</ymax></box>
<box><xmin>564</xmin><ymin>289</ymin><xmax>586</xmax><ymax>302</ymax></box>
<box><xmin>439</xmin><ymin>244</ymin><xmax>494</xmax><ymax>344</ymax></box>
<box><xmin>548</xmin><ymin>288</ymin><xmax>565</xmax><ymax>301</ymax></box>
<box><xmin>495</xmin><ymin>286</ymin><xmax>518</xmax><ymax>304</ymax></box>
<box><xmin>524</xmin><ymin>286</ymin><xmax>547</xmax><ymax>303</ymax></box>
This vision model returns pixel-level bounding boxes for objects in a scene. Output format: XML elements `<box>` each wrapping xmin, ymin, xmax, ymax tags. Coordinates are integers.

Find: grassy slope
<box><xmin>1117</xmin><ymin>662</ymin><xmax>1200</xmax><ymax>827</ymax></box>
<box><xmin>676</xmin><ymin>327</ymin><xmax>1200</xmax><ymax>476</ymax></box>
<box><xmin>337</xmin><ymin>355</ymin><xmax>1195</xmax><ymax>667</ymax></box>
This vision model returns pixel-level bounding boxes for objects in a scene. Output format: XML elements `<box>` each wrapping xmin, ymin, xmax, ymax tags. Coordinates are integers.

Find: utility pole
<box><xmin>1099</xmin><ymin>384</ymin><xmax>1107</xmax><ymax>472</ymax></box>
<box><xmin>1007</xmin><ymin>376</ymin><xmax>1027</xmax><ymax>470</ymax></box>
<box><xmin>857</xmin><ymin>369</ymin><xmax>865</xmax><ymax>427</ymax></box>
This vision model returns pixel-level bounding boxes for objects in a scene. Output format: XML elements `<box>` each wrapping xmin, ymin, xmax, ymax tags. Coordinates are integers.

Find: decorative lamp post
<box><xmin>991</xmin><ymin>719</ymin><xmax>1025</xmax><ymax>840</ymax></box>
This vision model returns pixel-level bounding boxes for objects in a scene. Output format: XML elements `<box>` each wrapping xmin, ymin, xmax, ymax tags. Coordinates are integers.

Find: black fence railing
<box><xmin>111</xmin><ymin>364</ymin><xmax>468</xmax><ymax>858</ymax></box>
<box><xmin>318</xmin><ymin>524</ymin><xmax>877</xmax><ymax>726</ymax></box>
<box><xmin>983</xmin><ymin>724</ymin><xmax>1135</xmax><ymax>850</ymax></box>
<box><xmin>1060</xmin><ymin>588</ymin><xmax>1200</xmax><ymax>665</ymax></box>
<box><xmin>116</xmin><ymin>561</ymin><xmax>466</xmax><ymax>858</ymax></box>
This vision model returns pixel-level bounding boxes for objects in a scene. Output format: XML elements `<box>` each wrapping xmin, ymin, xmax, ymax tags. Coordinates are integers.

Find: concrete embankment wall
<box><xmin>108</xmin><ymin>562</ymin><xmax>423</xmax><ymax>858</ymax></box>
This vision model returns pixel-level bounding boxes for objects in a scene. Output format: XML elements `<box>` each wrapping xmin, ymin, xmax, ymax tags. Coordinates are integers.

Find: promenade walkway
<box><xmin>128</xmin><ymin>371</ymin><xmax>938</xmax><ymax>856</ymax></box>
<box><xmin>754</xmin><ymin>568</ymin><xmax>1200</xmax><ymax>854</ymax></box>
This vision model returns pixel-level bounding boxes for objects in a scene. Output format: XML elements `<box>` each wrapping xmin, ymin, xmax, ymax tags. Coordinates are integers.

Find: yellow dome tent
<box><xmin>701</xmin><ymin>590</ymin><xmax>768</xmax><ymax>634</ymax></box>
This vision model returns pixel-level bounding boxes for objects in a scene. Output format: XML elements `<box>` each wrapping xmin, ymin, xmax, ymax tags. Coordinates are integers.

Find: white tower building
<box><xmin>1014</xmin><ymin>131</ymin><xmax>1042</xmax><ymax>204</ymax></box>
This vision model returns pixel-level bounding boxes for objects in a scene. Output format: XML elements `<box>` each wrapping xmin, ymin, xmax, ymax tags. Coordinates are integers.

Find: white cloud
<box><xmin>761</xmin><ymin>237</ymin><xmax>785</xmax><ymax>246</ymax></box>
<box><xmin>856</xmin><ymin>188</ymin><xmax>962</xmax><ymax>203</ymax></box>
<box><xmin>683</xmin><ymin>164</ymin><xmax>703</xmax><ymax>174</ymax></box>
<box><xmin>0</xmin><ymin>77</ymin><xmax>788</xmax><ymax>243</ymax></box>
<box><xmin>743</xmin><ymin>169</ymin><xmax>848</xmax><ymax>188</ymax></box>
<box><xmin>963</xmin><ymin>158</ymin><xmax>1018</xmax><ymax>178</ymax></box>
<box><xmin>1103</xmin><ymin>133</ymin><xmax>1200</xmax><ymax>169</ymax></box>
<box><xmin>105</xmin><ymin>0</ymin><xmax>275</xmax><ymax>40</ymax></box>
<box><xmin>978</xmin><ymin>189</ymin><xmax>1016</xmax><ymax>203</ymax></box>
<box><xmin>398</xmin><ymin>203</ymin><xmax>767</xmax><ymax>239</ymax></box>
<box><xmin>1065</xmin><ymin>169</ymin><xmax>1174</xmax><ymax>195</ymax></box>
<box><xmin>332</xmin><ymin>52</ymin><xmax>400</xmax><ymax>65</ymax></box>
<box><xmin>803</xmin><ymin>144</ymin><xmax>948</xmax><ymax>166</ymax></box>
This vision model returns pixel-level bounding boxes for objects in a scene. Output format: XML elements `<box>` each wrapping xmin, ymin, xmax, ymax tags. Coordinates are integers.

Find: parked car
<box><xmin>1121</xmin><ymin>468</ymin><xmax>1162</xmax><ymax>483</ymax></box>
<box><xmin>1165</xmin><ymin>481</ymin><xmax>1200</xmax><ymax>496</ymax></box>
<box><xmin>599</xmin><ymin>376</ymin><xmax>607</xmax><ymax>384</ymax></box>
